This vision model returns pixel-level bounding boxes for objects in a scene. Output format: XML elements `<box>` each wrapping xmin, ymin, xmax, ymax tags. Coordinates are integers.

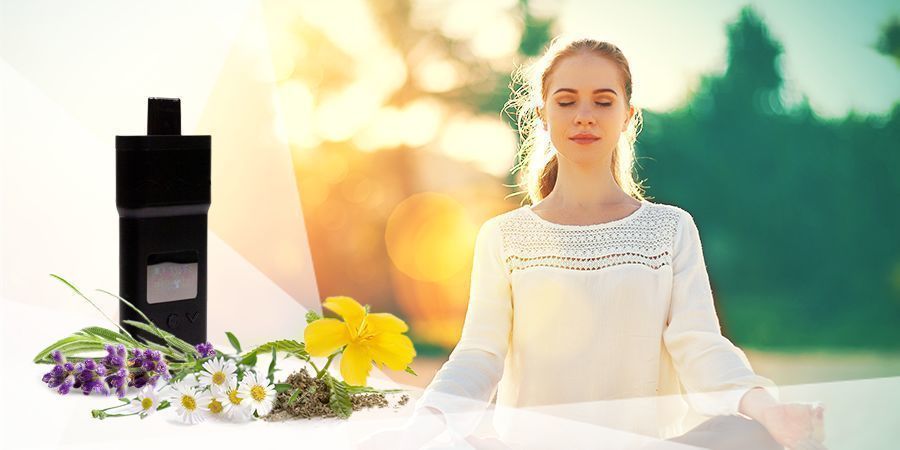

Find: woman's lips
<box><xmin>569</xmin><ymin>136</ymin><xmax>600</xmax><ymax>145</ymax></box>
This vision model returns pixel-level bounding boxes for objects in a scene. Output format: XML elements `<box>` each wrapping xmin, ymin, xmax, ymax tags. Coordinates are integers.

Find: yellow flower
<box><xmin>304</xmin><ymin>296</ymin><xmax>416</xmax><ymax>386</ymax></box>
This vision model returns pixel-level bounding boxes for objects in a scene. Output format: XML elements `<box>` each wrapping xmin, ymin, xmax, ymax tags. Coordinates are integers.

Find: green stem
<box><xmin>317</xmin><ymin>352</ymin><xmax>338</xmax><ymax>378</ymax></box>
<box><xmin>93</xmin><ymin>411</ymin><xmax>142</xmax><ymax>419</ymax></box>
<box><xmin>91</xmin><ymin>402</ymin><xmax>134</xmax><ymax>420</ymax></box>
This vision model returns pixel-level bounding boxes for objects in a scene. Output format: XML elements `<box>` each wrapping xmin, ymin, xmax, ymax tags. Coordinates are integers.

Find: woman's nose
<box><xmin>574</xmin><ymin>108</ymin><xmax>596</xmax><ymax>126</ymax></box>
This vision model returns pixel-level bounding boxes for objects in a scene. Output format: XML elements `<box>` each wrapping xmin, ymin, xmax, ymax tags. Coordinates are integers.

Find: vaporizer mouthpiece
<box><xmin>147</xmin><ymin>97</ymin><xmax>181</xmax><ymax>135</ymax></box>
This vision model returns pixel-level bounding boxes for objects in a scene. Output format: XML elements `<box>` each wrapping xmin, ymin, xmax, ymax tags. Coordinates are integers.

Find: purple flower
<box><xmin>195</xmin><ymin>341</ymin><xmax>215</xmax><ymax>358</ymax></box>
<box><xmin>42</xmin><ymin>345</ymin><xmax>174</xmax><ymax>397</ymax></box>
<box><xmin>127</xmin><ymin>347</ymin><xmax>169</xmax><ymax>389</ymax></box>
<box><xmin>71</xmin><ymin>358</ymin><xmax>110</xmax><ymax>396</ymax></box>
<box><xmin>101</xmin><ymin>345</ymin><xmax>128</xmax><ymax>398</ymax></box>
<box><xmin>41</xmin><ymin>353</ymin><xmax>77</xmax><ymax>396</ymax></box>
<box><xmin>42</xmin><ymin>351</ymin><xmax>112</xmax><ymax>396</ymax></box>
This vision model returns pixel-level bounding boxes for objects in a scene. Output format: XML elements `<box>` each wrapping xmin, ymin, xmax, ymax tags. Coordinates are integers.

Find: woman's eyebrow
<box><xmin>553</xmin><ymin>88</ymin><xmax>617</xmax><ymax>96</ymax></box>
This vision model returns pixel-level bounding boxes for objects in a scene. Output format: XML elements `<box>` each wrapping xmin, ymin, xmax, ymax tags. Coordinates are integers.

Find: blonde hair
<box><xmin>505</xmin><ymin>35</ymin><xmax>648</xmax><ymax>205</ymax></box>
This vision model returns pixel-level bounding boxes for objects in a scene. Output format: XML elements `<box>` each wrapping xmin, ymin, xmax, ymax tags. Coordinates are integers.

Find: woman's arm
<box><xmin>663</xmin><ymin>209</ymin><xmax>779</xmax><ymax>416</ymax></box>
<box><xmin>664</xmin><ymin>209</ymin><xmax>827</xmax><ymax>448</ymax></box>
<box><xmin>359</xmin><ymin>218</ymin><xmax>513</xmax><ymax>449</ymax></box>
<box><xmin>411</xmin><ymin>217</ymin><xmax>514</xmax><ymax>438</ymax></box>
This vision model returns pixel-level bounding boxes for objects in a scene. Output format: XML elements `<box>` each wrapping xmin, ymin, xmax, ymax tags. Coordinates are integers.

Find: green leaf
<box><xmin>404</xmin><ymin>366</ymin><xmax>418</xmax><ymax>376</ymax></box>
<box><xmin>305</xmin><ymin>310</ymin><xmax>321</xmax><ymax>324</ymax></box>
<box><xmin>225</xmin><ymin>331</ymin><xmax>242</xmax><ymax>353</ymax></box>
<box><xmin>123</xmin><ymin>320</ymin><xmax>194</xmax><ymax>357</ymax></box>
<box><xmin>267</xmin><ymin>347</ymin><xmax>277</xmax><ymax>385</ymax></box>
<box><xmin>40</xmin><ymin>341</ymin><xmax>110</xmax><ymax>362</ymax></box>
<box><xmin>169</xmin><ymin>369</ymin><xmax>194</xmax><ymax>384</ymax></box>
<box><xmin>97</xmin><ymin>289</ymin><xmax>191</xmax><ymax>357</ymax></box>
<box><xmin>322</xmin><ymin>372</ymin><xmax>352</xmax><ymax>419</ymax></box>
<box><xmin>286</xmin><ymin>387</ymin><xmax>302</xmax><ymax>406</ymax></box>
<box><xmin>33</xmin><ymin>335</ymin><xmax>89</xmax><ymax>363</ymax></box>
<box><xmin>138</xmin><ymin>339</ymin><xmax>176</xmax><ymax>357</ymax></box>
<box><xmin>80</xmin><ymin>326</ymin><xmax>140</xmax><ymax>347</ymax></box>
<box><xmin>274</xmin><ymin>383</ymin><xmax>293</xmax><ymax>393</ymax></box>
<box><xmin>54</xmin><ymin>340</ymin><xmax>110</xmax><ymax>353</ymax></box>
<box><xmin>242</xmin><ymin>352</ymin><xmax>258</xmax><ymax>367</ymax></box>
<box><xmin>49</xmin><ymin>274</ymin><xmax>135</xmax><ymax>340</ymax></box>
<box><xmin>239</xmin><ymin>340</ymin><xmax>309</xmax><ymax>365</ymax></box>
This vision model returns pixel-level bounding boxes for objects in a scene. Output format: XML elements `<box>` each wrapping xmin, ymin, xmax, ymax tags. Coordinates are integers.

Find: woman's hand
<box><xmin>356</xmin><ymin>406</ymin><xmax>448</xmax><ymax>450</ymax></box>
<box><xmin>739</xmin><ymin>387</ymin><xmax>826</xmax><ymax>449</ymax></box>
<box><xmin>759</xmin><ymin>402</ymin><xmax>826</xmax><ymax>449</ymax></box>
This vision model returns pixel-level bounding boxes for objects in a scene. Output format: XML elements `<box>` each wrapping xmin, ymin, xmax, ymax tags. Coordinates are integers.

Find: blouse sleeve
<box><xmin>663</xmin><ymin>209</ymin><xmax>779</xmax><ymax>417</ymax></box>
<box><xmin>411</xmin><ymin>217</ymin><xmax>513</xmax><ymax>438</ymax></box>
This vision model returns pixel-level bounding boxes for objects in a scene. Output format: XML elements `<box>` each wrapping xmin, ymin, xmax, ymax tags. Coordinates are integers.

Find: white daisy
<box><xmin>128</xmin><ymin>386</ymin><xmax>161</xmax><ymax>417</ymax></box>
<box><xmin>198</xmin><ymin>357</ymin><xmax>236</xmax><ymax>392</ymax></box>
<box><xmin>219</xmin><ymin>376</ymin><xmax>251</xmax><ymax>421</ymax></box>
<box><xmin>205</xmin><ymin>394</ymin><xmax>227</xmax><ymax>418</ymax></box>
<box><xmin>171</xmin><ymin>380</ymin><xmax>211</xmax><ymax>425</ymax></box>
<box><xmin>237</xmin><ymin>371</ymin><xmax>276</xmax><ymax>417</ymax></box>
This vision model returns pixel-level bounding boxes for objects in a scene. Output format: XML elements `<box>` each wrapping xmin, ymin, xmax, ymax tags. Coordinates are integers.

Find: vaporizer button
<box><xmin>166</xmin><ymin>313</ymin><xmax>179</xmax><ymax>329</ymax></box>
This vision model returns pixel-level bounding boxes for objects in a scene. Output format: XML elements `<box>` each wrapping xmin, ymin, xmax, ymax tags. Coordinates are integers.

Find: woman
<box><xmin>360</xmin><ymin>36</ymin><xmax>825</xmax><ymax>450</ymax></box>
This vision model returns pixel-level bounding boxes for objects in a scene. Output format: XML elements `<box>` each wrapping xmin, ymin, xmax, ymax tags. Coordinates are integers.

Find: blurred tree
<box><xmin>876</xmin><ymin>15</ymin><xmax>900</xmax><ymax>66</ymax></box>
<box><xmin>639</xmin><ymin>6</ymin><xmax>900</xmax><ymax>350</ymax></box>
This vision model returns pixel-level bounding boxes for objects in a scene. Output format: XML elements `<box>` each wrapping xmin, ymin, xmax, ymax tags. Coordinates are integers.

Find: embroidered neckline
<box><xmin>521</xmin><ymin>200</ymin><xmax>649</xmax><ymax>229</ymax></box>
<box><xmin>498</xmin><ymin>201</ymin><xmax>681</xmax><ymax>274</ymax></box>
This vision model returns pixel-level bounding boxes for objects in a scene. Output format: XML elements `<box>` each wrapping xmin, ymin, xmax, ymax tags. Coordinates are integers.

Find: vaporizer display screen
<box><xmin>146</xmin><ymin>250</ymin><xmax>199</xmax><ymax>304</ymax></box>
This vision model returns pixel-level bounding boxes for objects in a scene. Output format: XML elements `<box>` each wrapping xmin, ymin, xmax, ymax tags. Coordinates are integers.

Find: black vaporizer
<box><xmin>116</xmin><ymin>98</ymin><xmax>210</xmax><ymax>345</ymax></box>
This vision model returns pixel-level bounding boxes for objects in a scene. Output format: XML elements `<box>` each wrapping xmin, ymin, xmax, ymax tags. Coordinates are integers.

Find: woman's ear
<box><xmin>622</xmin><ymin>105</ymin><xmax>635</xmax><ymax>131</ymax></box>
<box><xmin>536</xmin><ymin>106</ymin><xmax>547</xmax><ymax>130</ymax></box>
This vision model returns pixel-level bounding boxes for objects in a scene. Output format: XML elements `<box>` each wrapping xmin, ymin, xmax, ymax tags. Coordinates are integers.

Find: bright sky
<box><xmin>558</xmin><ymin>0</ymin><xmax>900</xmax><ymax>117</ymax></box>
<box><xmin>3</xmin><ymin>0</ymin><xmax>897</xmax><ymax>180</ymax></box>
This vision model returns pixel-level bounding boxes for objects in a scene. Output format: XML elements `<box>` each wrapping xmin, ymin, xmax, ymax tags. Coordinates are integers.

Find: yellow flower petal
<box><xmin>304</xmin><ymin>318</ymin><xmax>351</xmax><ymax>357</ymax></box>
<box><xmin>364</xmin><ymin>313</ymin><xmax>409</xmax><ymax>335</ymax></box>
<box><xmin>365</xmin><ymin>332</ymin><xmax>416</xmax><ymax>371</ymax></box>
<box><xmin>340</xmin><ymin>343</ymin><xmax>372</xmax><ymax>387</ymax></box>
<box><xmin>322</xmin><ymin>296</ymin><xmax>366</xmax><ymax>334</ymax></box>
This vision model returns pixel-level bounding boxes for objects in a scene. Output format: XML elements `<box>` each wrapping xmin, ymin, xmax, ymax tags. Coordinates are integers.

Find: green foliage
<box><xmin>322</xmin><ymin>372</ymin><xmax>352</xmax><ymax>419</ymax></box>
<box><xmin>305</xmin><ymin>310</ymin><xmax>321</xmax><ymax>324</ymax></box>
<box><xmin>635</xmin><ymin>7</ymin><xmax>900</xmax><ymax>349</ymax></box>
<box><xmin>240</xmin><ymin>340</ymin><xmax>310</xmax><ymax>366</ymax></box>
<box><xmin>226</xmin><ymin>331</ymin><xmax>242</xmax><ymax>352</ymax></box>
<box><xmin>122</xmin><ymin>320</ymin><xmax>195</xmax><ymax>358</ymax></box>
<box><xmin>876</xmin><ymin>15</ymin><xmax>900</xmax><ymax>65</ymax></box>
<box><xmin>267</xmin><ymin>347</ymin><xmax>278</xmax><ymax>385</ymax></box>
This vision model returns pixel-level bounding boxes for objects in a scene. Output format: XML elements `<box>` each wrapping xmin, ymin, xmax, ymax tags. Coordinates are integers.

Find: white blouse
<box><xmin>412</xmin><ymin>199</ymin><xmax>779</xmax><ymax>441</ymax></box>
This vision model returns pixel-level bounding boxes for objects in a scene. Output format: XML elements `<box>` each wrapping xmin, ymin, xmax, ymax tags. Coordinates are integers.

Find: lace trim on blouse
<box><xmin>497</xmin><ymin>201</ymin><xmax>682</xmax><ymax>274</ymax></box>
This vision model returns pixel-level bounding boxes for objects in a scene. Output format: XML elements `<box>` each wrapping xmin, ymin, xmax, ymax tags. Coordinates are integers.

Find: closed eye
<box><xmin>557</xmin><ymin>102</ymin><xmax>613</xmax><ymax>107</ymax></box>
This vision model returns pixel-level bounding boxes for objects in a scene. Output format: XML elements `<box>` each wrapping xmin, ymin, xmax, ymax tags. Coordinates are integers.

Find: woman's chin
<box><xmin>559</xmin><ymin>149</ymin><xmax>610</xmax><ymax>167</ymax></box>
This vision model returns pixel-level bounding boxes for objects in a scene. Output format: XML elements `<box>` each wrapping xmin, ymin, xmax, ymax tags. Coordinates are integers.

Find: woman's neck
<box><xmin>540</xmin><ymin>159</ymin><xmax>632</xmax><ymax>209</ymax></box>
